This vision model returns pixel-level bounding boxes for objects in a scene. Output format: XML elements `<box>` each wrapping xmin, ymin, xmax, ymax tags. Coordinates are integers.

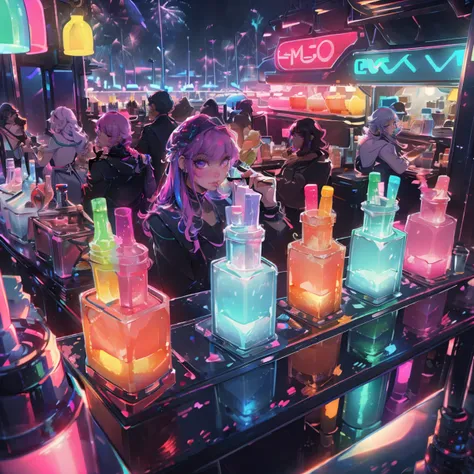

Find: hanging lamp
<box><xmin>0</xmin><ymin>0</ymin><xmax>30</xmax><ymax>54</ymax></box>
<box><xmin>63</xmin><ymin>13</ymin><xmax>94</xmax><ymax>56</ymax></box>
<box><xmin>25</xmin><ymin>0</ymin><xmax>47</xmax><ymax>54</ymax></box>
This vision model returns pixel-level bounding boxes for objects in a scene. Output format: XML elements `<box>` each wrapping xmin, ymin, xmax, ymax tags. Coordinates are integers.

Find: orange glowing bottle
<box><xmin>287</xmin><ymin>185</ymin><xmax>346</xmax><ymax>322</ymax></box>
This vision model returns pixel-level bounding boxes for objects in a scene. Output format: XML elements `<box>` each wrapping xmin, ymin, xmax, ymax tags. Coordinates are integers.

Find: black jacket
<box><xmin>83</xmin><ymin>146</ymin><xmax>147</xmax><ymax>234</ymax></box>
<box><xmin>276</xmin><ymin>153</ymin><xmax>332</xmax><ymax>211</ymax></box>
<box><xmin>147</xmin><ymin>194</ymin><xmax>290</xmax><ymax>299</ymax></box>
<box><xmin>137</xmin><ymin>115</ymin><xmax>177</xmax><ymax>184</ymax></box>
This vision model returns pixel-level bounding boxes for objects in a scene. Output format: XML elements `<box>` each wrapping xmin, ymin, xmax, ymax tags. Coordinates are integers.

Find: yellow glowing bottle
<box><xmin>287</xmin><ymin>185</ymin><xmax>346</xmax><ymax>322</ymax></box>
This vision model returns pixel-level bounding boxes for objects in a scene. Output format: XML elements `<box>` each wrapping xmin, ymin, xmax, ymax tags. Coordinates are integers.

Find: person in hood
<box><xmin>276</xmin><ymin>118</ymin><xmax>331</xmax><ymax>234</ymax></box>
<box><xmin>137</xmin><ymin>91</ymin><xmax>177</xmax><ymax>185</ymax></box>
<box><xmin>200</xmin><ymin>99</ymin><xmax>223</xmax><ymax>124</ymax></box>
<box><xmin>171</xmin><ymin>97</ymin><xmax>195</xmax><ymax>124</ymax></box>
<box><xmin>83</xmin><ymin>112</ymin><xmax>157</xmax><ymax>236</ymax></box>
<box><xmin>356</xmin><ymin>107</ymin><xmax>409</xmax><ymax>185</ymax></box>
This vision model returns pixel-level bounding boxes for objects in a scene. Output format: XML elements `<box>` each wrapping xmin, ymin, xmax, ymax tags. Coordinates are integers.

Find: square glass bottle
<box><xmin>287</xmin><ymin>185</ymin><xmax>345</xmax><ymax>322</ymax></box>
<box><xmin>404</xmin><ymin>176</ymin><xmax>456</xmax><ymax>283</ymax></box>
<box><xmin>211</xmin><ymin>186</ymin><xmax>277</xmax><ymax>353</ymax></box>
<box><xmin>32</xmin><ymin>184</ymin><xmax>94</xmax><ymax>279</ymax></box>
<box><xmin>346</xmin><ymin>173</ymin><xmax>406</xmax><ymax>305</ymax></box>
<box><xmin>4</xmin><ymin>160</ymin><xmax>38</xmax><ymax>242</ymax></box>
<box><xmin>82</xmin><ymin>204</ymin><xmax>174</xmax><ymax>415</ymax></box>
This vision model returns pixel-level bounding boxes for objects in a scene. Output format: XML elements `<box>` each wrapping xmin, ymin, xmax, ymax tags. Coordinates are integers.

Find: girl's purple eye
<box><xmin>221</xmin><ymin>157</ymin><xmax>230</xmax><ymax>167</ymax></box>
<box><xmin>194</xmin><ymin>160</ymin><xmax>208</xmax><ymax>169</ymax></box>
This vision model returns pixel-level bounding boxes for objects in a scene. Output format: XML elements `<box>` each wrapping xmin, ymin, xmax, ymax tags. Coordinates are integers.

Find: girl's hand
<box><xmin>241</xmin><ymin>170</ymin><xmax>277</xmax><ymax>208</ymax></box>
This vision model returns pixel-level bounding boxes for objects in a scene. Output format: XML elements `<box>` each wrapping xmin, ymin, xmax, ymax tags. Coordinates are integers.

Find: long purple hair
<box><xmin>145</xmin><ymin>115</ymin><xmax>239</xmax><ymax>242</ymax></box>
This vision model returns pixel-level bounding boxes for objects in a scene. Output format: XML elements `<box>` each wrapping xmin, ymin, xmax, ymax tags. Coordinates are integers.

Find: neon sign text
<box><xmin>351</xmin><ymin>45</ymin><xmax>465</xmax><ymax>83</ymax></box>
<box><xmin>275</xmin><ymin>31</ymin><xmax>358</xmax><ymax>72</ymax></box>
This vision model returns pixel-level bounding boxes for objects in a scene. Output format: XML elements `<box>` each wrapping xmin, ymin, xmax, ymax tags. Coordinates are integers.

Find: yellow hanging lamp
<box><xmin>63</xmin><ymin>13</ymin><xmax>94</xmax><ymax>56</ymax></box>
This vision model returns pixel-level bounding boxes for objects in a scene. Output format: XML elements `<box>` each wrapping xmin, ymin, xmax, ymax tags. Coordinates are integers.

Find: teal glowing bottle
<box><xmin>211</xmin><ymin>185</ymin><xmax>277</xmax><ymax>352</ymax></box>
<box><xmin>348</xmin><ymin>310</ymin><xmax>398</xmax><ymax>363</ymax></box>
<box><xmin>345</xmin><ymin>173</ymin><xmax>406</xmax><ymax>304</ymax></box>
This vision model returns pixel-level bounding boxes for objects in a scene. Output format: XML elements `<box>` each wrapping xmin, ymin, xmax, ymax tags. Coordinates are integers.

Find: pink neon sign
<box><xmin>275</xmin><ymin>31</ymin><xmax>359</xmax><ymax>72</ymax></box>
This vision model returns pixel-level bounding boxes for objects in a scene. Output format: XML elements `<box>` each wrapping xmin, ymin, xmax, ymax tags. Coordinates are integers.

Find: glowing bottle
<box><xmin>211</xmin><ymin>185</ymin><xmax>277</xmax><ymax>352</ymax></box>
<box><xmin>4</xmin><ymin>160</ymin><xmax>38</xmax><ymax>242</ymax></box>
<box><xmin>404</xmin><ymin>175</ymin><xmax>456</xmax><ymax>282</ymax></box>
<box><xmin>287</xmin><ymin>185</ymin><xmax>346</xmax><ymax>321</ymax></box>
<box><xmin>346</xmin><ymin>173</ymin><xmax>406</xmax><ymax>304</ymax></box>
<box><xmin>81</xmin><ymin>206</ymin><xmax>174</xmax><ymax>414</ymax></box>
<box><xmin>89</xmin><ymin>197</ymin><xmax>119</xmax><ymax>303</ymax></box>
<box><xmin>32</xmin><ymin>184</ymin><xmax>94</xmax><ymax>279</ymax></box>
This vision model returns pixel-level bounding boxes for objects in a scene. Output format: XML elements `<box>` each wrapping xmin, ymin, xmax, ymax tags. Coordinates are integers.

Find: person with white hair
<box><xmin>36</xmin><ymin>106</ymin><xmax>90</xmax><ymax>204</ymax></box>
<box><xmin>355</xmin><ymin>107</ymin><xmax>410</xmax><ymax>185</ymax></box>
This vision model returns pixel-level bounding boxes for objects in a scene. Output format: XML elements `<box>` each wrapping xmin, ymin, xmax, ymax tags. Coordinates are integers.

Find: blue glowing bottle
<box><xmin>211</xmin><ymin>185</ymin><xmax>277</xmax><ymax>352</ymax></box>
<box><xmin>345</xmin><ymin>173</ymin><xmax>406</xmax><ymax>304</ymax></box>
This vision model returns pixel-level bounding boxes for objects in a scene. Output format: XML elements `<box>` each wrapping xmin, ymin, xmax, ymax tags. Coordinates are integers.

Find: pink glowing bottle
<box><xmin>115</xmin><ymin>207</ymin><xmax>150</xmax><ymax>308</ymax></box>
<box><xmin>287</xmin><ymin>184</ymin><xmax>346</xmax><ymax>322</ymax></box>
<box><xmin>404</xmin><ymin>175</ymin><xmax>456</xmax><ymax>282</ymax></box>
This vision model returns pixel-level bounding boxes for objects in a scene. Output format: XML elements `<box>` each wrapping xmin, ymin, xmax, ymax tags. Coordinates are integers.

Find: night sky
<box><xmin>91</xmin><ymin>0</ymin><xmax>291</xmax><ymax>78</ymax></box>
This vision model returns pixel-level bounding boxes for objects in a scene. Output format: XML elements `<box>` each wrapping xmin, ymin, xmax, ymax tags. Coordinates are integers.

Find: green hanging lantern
<box><xmin>0</xmin><ymin>0</ymin><xmax>30</xmax><ymax>54</ymax></box>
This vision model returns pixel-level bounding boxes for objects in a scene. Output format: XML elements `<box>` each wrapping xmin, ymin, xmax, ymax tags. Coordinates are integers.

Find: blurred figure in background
<box><xmin>356</xmin><ymin>107</ymin><xmax>409</xmax><ymax>186</ymax></box>
<box><xmin>137</xmin><ymin>90</ymin><xmax>177</xmax><ymax>185</ymax></box>
<box><xmin>200</xmin><ymin>99</ymin><xmax>223</xmax><ymax>124</ymax></box>
<box><xmin>276</xmin><ymin>118</ymin><xmax>331</xmax><ymax>234</ymax></box>
<box><xmin>172</xmin><ymin>97</ymin><xmax>195</xmax><ymax>123</ymax></box>
<box><xmin>36</xmin><ymin>107</ymin><xmax>89</xmax><ymax>204</ymax></box>
<box><xmin>84</xmin><ymin>112</ymin><xmax>156</xmax><ymax>236</ymax></box>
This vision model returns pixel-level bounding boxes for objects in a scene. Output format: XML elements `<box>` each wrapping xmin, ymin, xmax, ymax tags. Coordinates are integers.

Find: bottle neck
<box><xmin>55</xmin><ymin>189</ymin><xmax>68</xmax><ymax>208</ymax></box>
<box><xmin>301</xmin><ymin>211</ymin><xmax>334</xmax><ymax>250</ymax></box>
<box><xmin>226</xmin><ymin>226</ymin><xmax>264</xmax><ymax>271</ymax></box>
<box><xmin>361</xmin><ymin>202</ymin><xmax>397</xmax><ymax>239</ymax></box>
<box><xmin>93</xmin><ymin>210</ymin><xmax>113</xmax><ymax>244</ymax></box>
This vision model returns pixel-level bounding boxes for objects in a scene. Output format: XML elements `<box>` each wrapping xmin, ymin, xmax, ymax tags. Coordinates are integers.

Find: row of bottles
<box><xmin>207</xmin><ymin>171</ymin><xmax>458</xmax><ymax>356</ymax></box>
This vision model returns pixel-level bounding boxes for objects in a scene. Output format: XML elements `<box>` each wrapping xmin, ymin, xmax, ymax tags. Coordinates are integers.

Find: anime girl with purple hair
<box><xmin>356</xmin><ymin>107</ymin><xmax>410</xmax><ymax>185</ymax></box>
<box><xmin>145</xmin><ymin>114</ymin><xmax>289</xmax><ymax>299</ymax></box>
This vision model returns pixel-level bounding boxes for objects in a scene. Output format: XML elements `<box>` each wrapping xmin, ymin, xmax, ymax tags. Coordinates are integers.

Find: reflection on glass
<box><xmin>216</xmin><ymin>362</ymin><xmax>277</xmax><ymax>425</ymax></box>
<box><xmin>403</xmin><ymin>292</ymin><xmax>448</xmax><ymax>337</ymax></box>
<box><xmin>290</xmin><ymin>335</ymin><xmax>342</xmax><ymax>388</ymax></box>
<box><xmin>348</xmin><ymin>311</ymin><xmax>398</xmax><ymax>363</ymax></box>
<box><xmin>386</xmin><ymin>359</ymin><xmax>414</xmax><ymax>418</ymax></box>
<box><xmin>341</xmin><ymin>374</ymin><xmax>390</xmax><ymax>439</ymax></box>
